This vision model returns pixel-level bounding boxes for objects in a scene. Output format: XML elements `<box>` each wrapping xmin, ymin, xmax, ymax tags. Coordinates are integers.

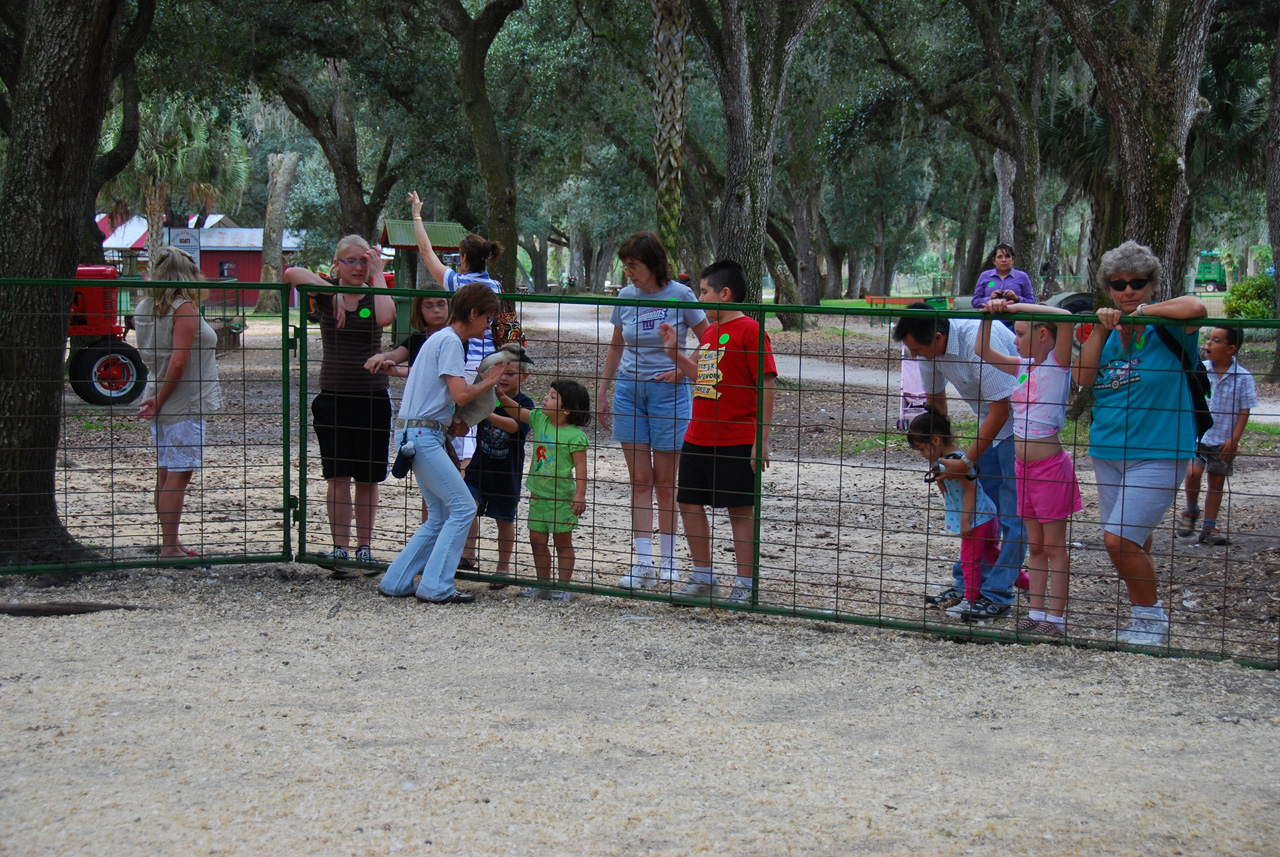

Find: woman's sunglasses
<box><xmin>1108</xmin><ymin>278</ymin><xmax>1149</xmax><ymax>292</ymax></box>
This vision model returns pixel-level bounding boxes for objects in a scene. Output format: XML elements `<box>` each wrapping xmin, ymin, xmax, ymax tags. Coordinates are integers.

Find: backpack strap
<box><xmin>1153</xmin><ymin>324</ymin><xmax>1192</xmax><ymax>369</ymax></box>
<box><xmin>1154</xmin><ymin>323</ymin><xmax>1214</xmax><ymax>438</ymax></box>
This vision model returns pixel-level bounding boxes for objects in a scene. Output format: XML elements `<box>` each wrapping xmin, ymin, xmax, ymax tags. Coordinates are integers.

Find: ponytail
<box><xmin>460</xmin><ymin>233</ymin><xmax>502</xmax><ymax>273</ymax></box>
<box><xmin>905</xmin><ymin>406</ymin><xmax>953</xmax><ymax>446</ymax></box>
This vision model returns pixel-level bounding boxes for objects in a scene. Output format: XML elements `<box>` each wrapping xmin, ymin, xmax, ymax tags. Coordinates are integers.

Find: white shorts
<box><xmin>1091</xmin><ymin>457</ymin><xmax>1188</xmax><ymax>546</ymax></box>
<box><xmin>152</xmin><ymin>418</ymin><xmax>205</xmax><ymax>472</ymax></box>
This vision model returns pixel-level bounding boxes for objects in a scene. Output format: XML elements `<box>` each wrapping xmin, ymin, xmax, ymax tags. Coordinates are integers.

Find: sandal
<box><xmin>1176</xmin><ymin>510</ymin><xmax>1198</xmax><ymax>537</ymax></box>
<box><xmin>457</xmin><ymin>558</ymin><xmax>480</xmax><ymax>572</ymax></box>
<box><xmin>1198</xmin><ymin>526</ymin><xmax>1228</xmax><ymax>546</ymax></box>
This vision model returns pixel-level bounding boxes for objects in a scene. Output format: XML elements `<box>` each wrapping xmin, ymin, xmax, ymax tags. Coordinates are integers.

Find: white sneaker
<box><xmin>550</xmin><ymin>591</ymin><xmax>576</xmax><ymax>604</ymax></box>
<box><xmin>517</xmin><ymin>586</ymin><xmax>551</xmax><ymax>600</ymax></box>
<box><xmin>1116</xmin><ymin>617</ymin><xmax>1169</xmax><ymax>647</ymax></box>
<box><xmin>721</xmin><ymin>583</ymin><xmax>752</xmax><ymax>605</ymax></box>
<box><xmin>617</xmin><ymin>563</ymin><xmax>658</xmax><ymax>589</ymax></box>
<box><xmin>676</xmin><ymin>580</ymin><xmax>718</xmax><ymax>599</ymax></box>
<box><xmin>656</xmin><ymin>556</ymin><xmax>681</xmax><ymax>583</ymax></box>
<box><xmin>944</xmin><ymin>598</ymin><xmax>971</xmax><ymax>619</ymax></box>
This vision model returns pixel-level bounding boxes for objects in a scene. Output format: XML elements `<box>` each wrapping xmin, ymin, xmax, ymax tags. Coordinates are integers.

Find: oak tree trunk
<box><xmin>432</xmin><ymin>0</ymin><xmax>523</xmax><ymax>294</ymax></box>
<box><xmin>687</xmin><ymin>0</ymin><xmax>825</xmax><ymax>301</ymax></box>
<box><xmin>0</xmin><ymin>0</ymin><xmax>136</xmax><ymax>561</ymax></box>
<box><xmin>275</xmin><ymin>61</ymin><xmax>396</xmax><ymax>241</ymax></box>
<box><xmin>1268</xmin><ymin>15</ymin><xmax>1280</xmax><ymax>381</ymax></box>
<box><xmin>1048</xmin><ymin>0</ymin><xmax>1215</xmax><ymax>300</ymax></box>
<box><xmin>257</xmin><ymin>151</ymin><xmax>302</xmax><ymax>314</ymax></box>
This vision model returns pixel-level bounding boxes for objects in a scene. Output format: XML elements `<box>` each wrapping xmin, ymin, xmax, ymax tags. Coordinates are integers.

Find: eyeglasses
<box><xmin>337</xmin><ymin>257</ymin><xmax>369</xmax><ymax>266</ymax></box>
<box><xmin>622</xmin><ymin>261</ymin><xmax>646</xmax><ymax>273</ymax></box>
<box><xmin>1108</xmin><ymin>278</ymin><xmax>1149</xmax><ymax>292</ymax></box>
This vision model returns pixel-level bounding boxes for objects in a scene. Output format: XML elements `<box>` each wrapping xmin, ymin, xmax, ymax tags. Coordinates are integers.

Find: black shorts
<box><xmin>676</xmin><ymin>441</ymin><xmax>757</xmax><ymax>509</ymax></box>
<box><xmin>311</xmin><ymin>390</ymin><xmax>392</xmax><ymax>483</ymax></box>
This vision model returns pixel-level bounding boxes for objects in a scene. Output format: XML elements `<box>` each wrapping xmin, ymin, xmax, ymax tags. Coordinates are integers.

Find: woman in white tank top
<box><xmin>135</xmin><ymin>246</ymin><xmax>220</xmax><ymax>562</ymax></box>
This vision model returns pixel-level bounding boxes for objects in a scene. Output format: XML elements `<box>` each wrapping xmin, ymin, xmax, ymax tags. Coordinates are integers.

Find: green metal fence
<box><xmin>1</xmin><ymin>280</ymin><xmax>294</xmax><ymax>573</ymax></box>
<box><xmin>6</xmin><ymin>277</ymin><xmax>1278</xmax><ymax>668</ymax></box>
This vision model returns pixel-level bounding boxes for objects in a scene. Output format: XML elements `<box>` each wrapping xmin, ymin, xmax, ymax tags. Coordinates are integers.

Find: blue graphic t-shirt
<box><xmin>1089</xmin><ymin>324</ymin><xmax>1199</xmax><ymax>460</ymax></box>
<box><xmin>464</xmin><ymin>391</ymin><xmax>535</xmax><ymax>500</ymax></box>
<box><xmin>608</xmin><ymin>280</ymin><xmax>706</xmax><ymax>380</ymax></box>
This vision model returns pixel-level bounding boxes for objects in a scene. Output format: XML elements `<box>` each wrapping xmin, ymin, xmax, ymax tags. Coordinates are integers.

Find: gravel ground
<box><xmin>2</xmin><ymin>566</ymin><xmax>1279</xmax><ymax>856</ymax></box>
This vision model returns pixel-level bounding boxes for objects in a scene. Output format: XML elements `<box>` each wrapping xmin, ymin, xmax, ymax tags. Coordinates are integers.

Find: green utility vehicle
<box><xmin>1194</xmin><ymin>250</ymin><xmax>1227</xmax><ymax>292</ymax></box>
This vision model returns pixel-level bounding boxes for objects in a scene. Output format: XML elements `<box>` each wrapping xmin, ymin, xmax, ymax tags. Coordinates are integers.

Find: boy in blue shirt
<box><xmin>1178</xmin><ymin>325</ymin><xmax>1256</xmax><ymax>545</ymax></box>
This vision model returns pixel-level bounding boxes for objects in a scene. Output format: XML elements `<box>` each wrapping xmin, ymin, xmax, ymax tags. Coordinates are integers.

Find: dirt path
<box><xmin>2</xmin><ymin>567</ymin><xmax>1279</xmax><ymax>856</ymax></box>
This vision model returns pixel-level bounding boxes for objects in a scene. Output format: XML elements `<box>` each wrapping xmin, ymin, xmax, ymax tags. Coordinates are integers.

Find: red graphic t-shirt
<box><xmin>685</xmin><ymin>315</ymin><xmax>777</xmax><ymax>446</ymax></box>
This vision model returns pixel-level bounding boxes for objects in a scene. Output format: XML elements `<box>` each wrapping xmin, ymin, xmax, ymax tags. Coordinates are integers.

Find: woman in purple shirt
<box><xmin>972</xmin><ymin>243</ymin><xmax>1036</xmax><ymax>307</ymax></box>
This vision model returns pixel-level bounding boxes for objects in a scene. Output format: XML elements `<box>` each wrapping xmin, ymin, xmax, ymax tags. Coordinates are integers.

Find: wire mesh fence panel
<box><xmin>5</xmin><ymin>281</ymin><xmax>294</xmax><ymax>574</ymax></box>
<box><xmin>37</xmin><ymin>278</ymin><xmax>1259</xmax><ymax>670</ymax></box>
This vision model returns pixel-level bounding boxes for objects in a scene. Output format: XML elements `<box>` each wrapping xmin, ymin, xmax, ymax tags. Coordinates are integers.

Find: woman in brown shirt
<box><xmin>285</xmin><ymin>235</ymin><xmax>395</xmax><ymax>571</ymax></box>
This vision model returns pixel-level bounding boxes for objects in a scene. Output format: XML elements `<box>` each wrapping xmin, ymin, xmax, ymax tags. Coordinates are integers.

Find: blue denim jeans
<box><xmin>378</xmin><ymin>426</ymin><xmax>476</xmax><ymax>600</ymax></box>
<box><xmin>949</xmin><ymin>437</ymin><xmax>1027</xmax><ymax>604</ymax></box>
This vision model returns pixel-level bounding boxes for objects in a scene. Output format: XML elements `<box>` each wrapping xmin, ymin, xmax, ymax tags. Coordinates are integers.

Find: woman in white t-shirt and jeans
<box><xmin>596</xmin><ymin>231</ymin><xmax>708</xmax><ymax>589</ymax></box>
<box><xmin>377</xmin><ymin>283</ymin><xmax>510</xmax><ymax>604</ymax></box>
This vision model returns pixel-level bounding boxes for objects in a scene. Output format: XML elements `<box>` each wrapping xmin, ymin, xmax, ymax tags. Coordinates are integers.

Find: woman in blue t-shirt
<box><xmin>596</xmin><ymin>231</ymin><xmax>708</xmax><ymax>589</ymax></box>
<box><xmin>1074</xmin><ymin>241</ymin><xmax>1206</xmax><ymax>648</ymax></box>
<box><xmin>408</xmin><ymin>191</ymin><xmax>504</xmax><ymax>465</ymax></box>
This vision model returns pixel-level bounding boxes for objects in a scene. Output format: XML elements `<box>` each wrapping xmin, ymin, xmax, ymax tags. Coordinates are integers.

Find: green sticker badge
<box><xmin>719</xmin><ymin>334</ymin><xmax>731</xmax><ymax>345</ymax></box>
<box><xmin>359</xmin><ymin>307</ymin><xmax>371</xmax><ymax>319</ymax></box>
<box><xmin>1017</xmin><ymin>373</ymin><xmax>1028</xmax><ymax>385</ymax></box>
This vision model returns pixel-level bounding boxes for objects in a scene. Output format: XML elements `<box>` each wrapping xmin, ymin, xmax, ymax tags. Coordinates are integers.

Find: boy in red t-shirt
<box><xmin>657</xmin><ymin>260</ymin><xmax>777</xmax><ymax>604</ymax></box>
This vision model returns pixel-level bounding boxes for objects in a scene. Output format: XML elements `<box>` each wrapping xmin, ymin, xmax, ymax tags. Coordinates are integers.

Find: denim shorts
<box><xmin>1195</xmin><ymin>442</ymin><xmax>1234</xmax><ymax>477</ymax></box>
<box><xmin>1091</xmin><ymin>457</ymin><xmax>1189</xmax><ymax>546</ymax></box>
<box><xmin>467</xmin><ymin>485</ymin><xmax>519</xmax><ymax>522</ymax></box>
<box><xmin>152</xmin><ymin>418</ymin><xmax>205</xmax><ymax>471</ymax></box>
<box><xmin>612</xmin><ymin>376</ymin><xmax>691</xmax><ymax>451</ymax></box>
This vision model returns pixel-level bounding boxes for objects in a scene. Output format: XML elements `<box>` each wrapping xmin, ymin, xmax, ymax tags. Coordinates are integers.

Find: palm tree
<box><xmin>652</xmin><ymin>0</ymin><xmax>688</xmax><ymax>267</ymax></box>
<box><xmin>99</xmin><ymin>100</ymin><xmax>250</xmax><ymax>257</ymax></box>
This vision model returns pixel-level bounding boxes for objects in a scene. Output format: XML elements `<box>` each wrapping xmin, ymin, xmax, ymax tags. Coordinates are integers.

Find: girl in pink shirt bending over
<box><xmin>975</xmin><ymin>298</ymin><xmax>1081</xmax><ymax>636</ymax></box>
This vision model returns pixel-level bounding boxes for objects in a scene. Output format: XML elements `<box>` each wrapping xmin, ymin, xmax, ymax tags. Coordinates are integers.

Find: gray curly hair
<box><xmin>1096</xmin><ymin>240</ymin><xmax>1161</xmax><ymax>291</ymax></box>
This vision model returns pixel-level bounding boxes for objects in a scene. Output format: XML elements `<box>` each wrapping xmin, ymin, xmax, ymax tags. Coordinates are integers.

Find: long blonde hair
<box><xmin>150</xmin><ymin>245</ymin><xmax>205</xmax><ymax>316</ymax></box>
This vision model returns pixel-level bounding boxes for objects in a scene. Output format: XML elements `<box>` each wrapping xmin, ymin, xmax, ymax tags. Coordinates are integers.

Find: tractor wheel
<box><xmin>69</xmin><ymin>340</ymin><xmax>148</xmax><ymax>406</ymax></box>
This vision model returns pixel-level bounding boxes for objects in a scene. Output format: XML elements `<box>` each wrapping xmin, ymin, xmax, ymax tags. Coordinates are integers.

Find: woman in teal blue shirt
<box><xmin>1074</xmin><ymin>241</ymin><xmax>1206</xmax><ymax>648</ymax></box>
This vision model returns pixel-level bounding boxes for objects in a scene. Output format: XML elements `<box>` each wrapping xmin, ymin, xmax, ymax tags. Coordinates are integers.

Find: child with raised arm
<box><xmin>1178</xmin><ymin>325</ymin><xmax>1256</xmax><ymax>546</ymax></box>
<box><xmin>657</xmin><ymin>259</ymin><xmax>777</xmax><ymax>604</ymax></box>
<box><xmin>974</xmin><ymin>298</ymin><xmax>1081</xmax><ymax>635</ymax></box>
<box><xmin>907</xmin><ymin>408</ymin><xmax>1000</xmax><ymax>621</ymax></box>
<box><xmin>497</xmin><ymin>380</ymin><xmax>591</xmax><ymax>603</ymax></box>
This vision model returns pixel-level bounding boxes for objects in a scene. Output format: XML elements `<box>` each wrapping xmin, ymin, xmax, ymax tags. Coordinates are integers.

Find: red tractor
<box><xmin>67</xmin><ymin>265</ymin><xmax>148</xmax><ymax>406</ymax></box>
